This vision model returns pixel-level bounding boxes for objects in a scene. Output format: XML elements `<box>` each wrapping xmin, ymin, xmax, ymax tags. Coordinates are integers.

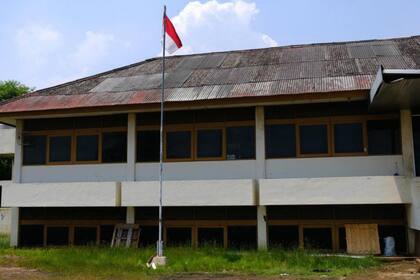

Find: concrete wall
<box><xmin>408</xmin><ymin>178</ymin><xmax>420</xmax><ymax>231</ymax></box>
<box><xmin>21</xmin><ymin>164</ymin><xmax>127</xmax><ymax>183</ymax></box>
<box><xmin>2</xmin><ymin>182</ymin><xmax>120</xmax><ymax>207</ymax></box>
<box><xmin>0</xmin><ymin>208</ymin><xmax>10</xmax><ymax>234</ymax></box>
<box><xmin>259</xmin><ymin>176</ymin><xmax>411</xmax><ymax>205</ymax></box>
<box><xmin>122</xmin><ymin>179</ymin><xmax>255</xmax><ymax>206</ymax></box>
<box><xmin>0</xmin><ymin>125</ymin><xmax>14</xmax><ymax>155</ymax></box>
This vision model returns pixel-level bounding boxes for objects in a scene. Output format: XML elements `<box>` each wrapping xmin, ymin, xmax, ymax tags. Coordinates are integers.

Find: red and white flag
<box><xmin>163</xmin><ymin>14</ymin><xmax>182</xmax><ymax>54</ymax></box>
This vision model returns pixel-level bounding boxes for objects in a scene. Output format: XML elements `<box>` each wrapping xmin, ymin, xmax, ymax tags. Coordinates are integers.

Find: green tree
<box><xmin>0</xmin><ymin>80</ymin><xmax>33</xmax><ymax>102</ymax></box>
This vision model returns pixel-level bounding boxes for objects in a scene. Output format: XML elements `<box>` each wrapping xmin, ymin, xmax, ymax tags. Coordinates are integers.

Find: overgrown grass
<box><xmin>0</xmin><ymin>234</ymin><xmax>380</xmax><ymax>279</ymax></box>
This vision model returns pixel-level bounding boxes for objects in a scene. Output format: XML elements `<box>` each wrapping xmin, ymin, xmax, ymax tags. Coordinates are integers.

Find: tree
<box><xmin>0</xmin><ymin>80</ymin><xmax>33</xmax><ymax>102</ymax></box>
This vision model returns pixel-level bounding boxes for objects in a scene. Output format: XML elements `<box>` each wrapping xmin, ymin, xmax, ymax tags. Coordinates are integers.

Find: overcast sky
<box><xmin>1</xmin><ymin>0</ymin><xmax>419</xmax><ymax>90</ymax></box>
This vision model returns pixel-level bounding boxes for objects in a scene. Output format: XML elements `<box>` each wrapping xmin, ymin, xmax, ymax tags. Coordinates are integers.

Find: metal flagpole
<box><xmin>157</xmin><ymin>5</ymin><xmax>166</xmax><ymax>258</ymax></box>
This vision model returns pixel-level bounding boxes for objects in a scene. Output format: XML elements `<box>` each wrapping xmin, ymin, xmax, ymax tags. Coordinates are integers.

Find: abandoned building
<box><xmin>0</xmin><ymin>35</ymin><xmax>420</xmax><ymax>254</ymax></box>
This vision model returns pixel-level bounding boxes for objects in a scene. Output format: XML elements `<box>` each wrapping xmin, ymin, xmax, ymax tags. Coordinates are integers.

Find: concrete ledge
<box><xmin>259</xmin><ymin>176</ymin><xmax>411</xmax><ymax>205</ymax></box>
<box><xmin>2</xmin><ymin>182</ymin><xmax>120</xmax><ymax>207</ymax></box>
<box><xmin>122</xmin><ymin>179</ymin><xmax>256</xmax><ymax>206</ymax></box>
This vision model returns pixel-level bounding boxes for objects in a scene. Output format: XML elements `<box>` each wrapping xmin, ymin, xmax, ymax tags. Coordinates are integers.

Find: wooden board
<box><xmin>345</xmin><ymin>224</ymin><xmax>380</xmax><ymax>255</ymax></box>
<box><xmin>111</xmin><ymin>224</ymin><xmax>140</xmax><ymax>248</ymax></box>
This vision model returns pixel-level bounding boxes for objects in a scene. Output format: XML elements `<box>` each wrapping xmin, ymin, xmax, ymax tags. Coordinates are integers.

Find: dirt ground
<box><xmin>0</xmin><ymin>260</ymin><xmax>420</xmax><ymax>280</ymax></box>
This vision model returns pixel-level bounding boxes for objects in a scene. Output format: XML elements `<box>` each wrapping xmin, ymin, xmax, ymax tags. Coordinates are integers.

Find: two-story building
<box><xmin>0</xmin><ymin>35</ymin><xmax>419</xmax><ymax>254</ymax></box>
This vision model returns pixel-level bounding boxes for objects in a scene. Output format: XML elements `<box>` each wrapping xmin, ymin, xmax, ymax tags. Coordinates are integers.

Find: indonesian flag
<box><xmin>164</xmin><ymin>14</ymin><xmax>182</xmax><ymax>54</ymax></box>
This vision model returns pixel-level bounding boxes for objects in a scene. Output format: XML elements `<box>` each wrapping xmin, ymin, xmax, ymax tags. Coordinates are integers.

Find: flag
<box><xmin>163</xmin><ymin>14</ymin><xmax>182</xmax><ymax>54</ymax></box>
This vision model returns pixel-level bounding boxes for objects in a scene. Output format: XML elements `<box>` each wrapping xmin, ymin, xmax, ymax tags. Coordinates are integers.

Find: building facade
<box><xmin>0</xmin><ymin>36</ymin><xmax>420</xmax><ymax>254</ymax></box>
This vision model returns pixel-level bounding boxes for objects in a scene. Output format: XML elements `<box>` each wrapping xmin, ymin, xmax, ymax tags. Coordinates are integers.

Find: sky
<box><xmin>0</xmin><ymin>0</ymin><xmax>419</xmax><ymax>90</ymax></box>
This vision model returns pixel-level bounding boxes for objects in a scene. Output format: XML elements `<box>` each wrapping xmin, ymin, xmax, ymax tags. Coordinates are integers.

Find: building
<box><xmin>0</xmin><ymin>124</ymin><xmax>15</xmax><ymax>233</ymax></box>
<box><xmin>0</xmin><ymin>35</ymin><xmax>419</xmax><ymax>254</ymax></box>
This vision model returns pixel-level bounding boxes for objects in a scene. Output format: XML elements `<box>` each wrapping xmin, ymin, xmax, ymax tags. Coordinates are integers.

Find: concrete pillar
<box><xmin>9</xmin><ymin>208</ymin><xmax>19</xmax><ymax>247</ymax></box>
<box><xmin>126</xmin><ymin>207</ymin><xmax>135</xmax><ymax>224</ymax></box>
<box><xmin>407</xmin><ymin>228</ymin><xmax>416</xmax><ymax>255</ymax></box>
<box><xmin>127</xmin><ymin>113</ymin><xmax>136</xmax><ymax>181</ymax></box>
<box><xmin>10</xmin><ymin>120</ymin><xmax>22</xmax><ymax>247</ymax></box>
<box><xmin>257</xmin><ymin>206</ymin><xmax>267</xmax><ymax>250</ymax></box>
<box><xmin>255</xmin><ymin>106</ymin><xmax>266</xmax><ymax>179</ymax></box>
<box><xmin>400</xmin><ymin>110</ymin><xmax>415</xmax><ymax>176</ymax></box>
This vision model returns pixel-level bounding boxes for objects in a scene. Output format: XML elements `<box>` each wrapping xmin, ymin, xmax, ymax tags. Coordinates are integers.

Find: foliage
<box><xmin>0</xmin><ymin>80</ymin><xmax>32</xmax><ymax>102</ymax></box>
<box><xmin>0</xmin><ymin>237</ymin><xmax>379</xmax><ymax>279</ymax></box>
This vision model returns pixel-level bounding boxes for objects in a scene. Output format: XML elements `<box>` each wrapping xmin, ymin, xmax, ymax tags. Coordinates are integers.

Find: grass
<box><xmin>0</xmin><ymin>234</ymin><xmax>380</xmax><ymax>279</ymax></box>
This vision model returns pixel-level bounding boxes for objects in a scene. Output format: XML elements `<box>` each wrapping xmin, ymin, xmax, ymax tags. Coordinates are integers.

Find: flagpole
<box><xmin>158</xmin><ymin>4</ymin><xmax>166</xmax><ymax>258</ymax></box>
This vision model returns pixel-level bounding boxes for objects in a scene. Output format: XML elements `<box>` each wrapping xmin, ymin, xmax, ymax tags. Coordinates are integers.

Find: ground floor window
<box><xmin>227</xmin><ymin>226</ymin><xmax>257</xmax><ymax>249</ymax></box>
<box><xmin>74</xmin><ymin>227</ymin><xmax>97</xmax><ymax>246</ymax></box>
<box><xmin>303</xmin><ymin>227</ymin><xmax>333</xmax><ymax>250</ymax></box>
<box><xmin>166</xmin><ymin>227</ymin><xmax>192</xmax><ymax>247</ymax></box>
<box><xmin>46</xmin><ymin>226</ymin><xmax>69</xmax><ymax>246</ymax></box>
<box><xmin>197</xmin><ymin>227</ymin><xmax>224</xmax><ymax>247</ymax></box>
<box><xmin>268</xmin><ymin>225</ymin><xmax>299</xmax><ymax>249</ymax></box>
<box><xmin>20</xmin><ymin>225</ymin><xmax>44</xmax><ymax>247</ymax></box>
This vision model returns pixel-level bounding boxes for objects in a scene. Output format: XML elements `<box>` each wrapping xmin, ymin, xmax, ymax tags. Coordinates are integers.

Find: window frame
<box><xmin>265</xmin><ymin>119</ymin><xmax>298</xmax><ymax>159</ymax></box>
<box><xmin>194</xmin><ymin>123</ymin><xmax>226</xmax><ymax>161</ymax></box>
<box><xmin>331</xmin><ymin>116</ymin><xmax>367</xmax><ymax>157</ymax></box>
<box><xmin>297</xmin><ymin>118</ymin><xmax>331</xmax><ymax>158</ymax></box>
<box><xmin>225</xmin><ymin>120</ymin><xmax>256</xmax><ymax>160</ymax></box>
<box><xmin>164</xmin><ymin>124</ymin><xmax>194</xmax><ymax>162</ymax></box>
<box><xmin>46</xmin><ymin>131</ymin><xmax>74</xmax><ymax>165</ymax></box>
<box><xmin>100</xmin><ymin>128</ymin><xmax>128</xmax><ymax>164</ymax></box>
<box><xmin>74</xmin><ymin>129</ymin><xmax>102</xmax><ymax>164</ymax></box>
<box><xmin>136</xmin><ymin>125</ymin><xmax>160</xmax><ymax>163</ymax></box>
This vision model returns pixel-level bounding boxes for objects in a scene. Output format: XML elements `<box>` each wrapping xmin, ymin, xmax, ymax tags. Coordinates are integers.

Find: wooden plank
<box><xmin>345</xmin><ymin>224</ymin><xmax>380</xmax><ymax>255</ymax></box>
<box><xmin>111</xmin><ymin>224</ymin><xmax>141</xmax><ymax>248</ymax></box>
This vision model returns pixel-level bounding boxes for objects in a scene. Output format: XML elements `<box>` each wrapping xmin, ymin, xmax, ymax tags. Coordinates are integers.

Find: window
<box><xmin>266</xmin><ymin>124</ymin><xmax>296</xmax><ymax>158</ymax></box>
<box><xmin>137</xmin><ymin>130</ymin><xmax>160</xmax><ymax>162</ymax></box>
<box><xmin>196</xmin><ymin>128</ymin><xmax>223</xmax><ymax>158</ymax></box>
<box><xmin>76</xmin><ymin>135</ymin><xmax>99</xmax><ymax>162</ymax></box>
<box><xmin>23</xmin><ymin>135</ymin><xmax>46</xmax><ymax>165</ymax></box>
<box><xmin>166</xmin><ymin>130</ymin><xmax>192</xmax><ymax>160</ymax></box>
<box><xmin>49</xmin><ymin>136</ymin><xmax>72</xmax><ymax>163</ymax></box>
<box><xmin>334</xmin><ymin>122</ymin><xmax>364</xmax><ymax>153</ymax></box>
<box><xmin>226</xmin><ymin>126</ymin><xmax>255</xmax><ymax>159</ymax></box>
<box><xmin>166</xmin><ymin>227</ymin><xmax>192</xmax><ymax>246</ymax></box>
<box><xmin>102</xmin><ymin>132</ymin><xmax>127</xmax><ymax>163</ymax></box>
<box><xmin>299</xmin><ymin>124</ymin><xmax>328</xmax><ymax>155</ymax></box>
<box><xmin>367</xmin><ymin>119</ymin><xmax>400</xmax><ymax>155</ymax></box>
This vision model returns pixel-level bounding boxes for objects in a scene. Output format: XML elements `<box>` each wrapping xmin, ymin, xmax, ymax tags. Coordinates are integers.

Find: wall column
<box><xmin>127</xmin><ymin>113</ymin><xmax>136</xmax><ymax>181</ymax></box>
<box><xmin>400</xmin><ymin>110</ymin><xmax>415</xmax><ymax>177</ymax></box>
<box><xmin>10</xmin><ymin>120</ymin><xmax>22</xmax><ymax>247</ymax></box>
<box><xmin>126</xmin><ymin>207</ymin><xmax>135</xmax><ymax>224</ymax></box>
<box><xmin>257</xmin><ymin>206</ymin><xmax>267</xmax><ymax>250</ymax></box>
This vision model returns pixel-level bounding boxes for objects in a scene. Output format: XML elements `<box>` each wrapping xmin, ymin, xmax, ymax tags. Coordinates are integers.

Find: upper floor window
<box><xmin>22</xmin><ymin>115</ymin><xmax>127</xmax><ymax>165</ymax></box>
<box><xmin>136</xmin><ymin>108</ymin><xmax>255</xmax><ymax>162</ymax></box>
<box><xmin>367</xmin><ymin>119</ymin><xmax>401</xmax><ymax>155</ymax></box>
<box><xmin>333</xmin><ymin>122</ymin><xmax>364</xmax><ymax>154</ymax></box>
<box><xmin>299</xmin><ymin>123</ymin><xmax>329</xmax><ymax>156</ymax></box>
<box><xmin>265</xmin><ymin>124</ymin><xmax>296</xmax><ymax>158</ymax></box>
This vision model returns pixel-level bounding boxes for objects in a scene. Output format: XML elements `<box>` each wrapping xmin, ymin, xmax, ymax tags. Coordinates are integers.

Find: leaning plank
<box><xmin>111</xmin><ymin>224</ymin><xmax>141</xmax><ymax>248</ymax></box>
<box><xmin>345</xmin><ymin>224</ymin><xmax>380</xmax><ymax>255</ymax></box>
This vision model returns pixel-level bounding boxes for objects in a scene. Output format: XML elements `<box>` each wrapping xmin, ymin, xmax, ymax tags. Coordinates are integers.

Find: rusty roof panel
<box><xmin>0</xmin><ymin>36</ymin><xmax>419</xmax><ymax>115</ymax></box>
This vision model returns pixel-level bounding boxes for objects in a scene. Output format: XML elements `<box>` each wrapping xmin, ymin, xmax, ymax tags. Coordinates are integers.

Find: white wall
<box><xmin>2</xmin><ymin>182</ymin><xmax>119</xmax><ymax>207</ymax></box>
<box><xmin>21</xmin><ymin>164</ymin><xmax>127</xmax><ymax>183</ymax></box>
<box><xmin>259</xmin><ymin>176</ymin><xmax>411</xmax><ymax>205</ymax></box>
<box><xmin>136</xmin><ymin>160</ymin><xmax>257</xmax><ymax>181</ymax></box>
<box><xmin>122</xmin><ymin>179</ymin><xmax>256</xmax><ymax>206</ymax></box>
<box><xmin>266</xmin><ymin>155</ymin><xmax>402</xmax><ymax>178</ymax></box>
<box><xmin>0</xmin><ymin>125</ymin><xmax>14</xmax><ymax>155</ymax></box>
<box><xmin>408</xmin><ymin>178</ymin><xmax>420</xmax><ymax>231</ymax></box>
<box><xmin>0</xmin><ymin>208</ymin><xmax>10</xmax><ymax>234</ymax></box>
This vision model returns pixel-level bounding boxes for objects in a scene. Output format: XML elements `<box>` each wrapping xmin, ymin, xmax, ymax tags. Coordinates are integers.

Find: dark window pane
<box><xmin>226</xmin><ymin>126</ymin><xmax>255</xmax><ymax>160</ymax></box>
<box><xmin>100</xmin><ymin>225</ymin><xmax>115</xmax><ymax>245</ymax></box>
<box><xmin>20</xmin><ymin>225</ymin><xmax>44</xmax><ymax>247</ymax></box>
<box><xmin>76</xmin><ymin>135</ymin><xmax>99</xmax><ymax>161</ymax></box>
<box><xmin>74</xmin><ymin>227</ymin><xmax>97</xmax><ymax>246</ymax></box>
<box><xmin>166</xmin><ymin>227</ymin><xmax>192</xmax><ymax>246</ymax></box>
<box><xmin>166</xmin><ymin>131</ymin><xmax>191</xmax><ymax>159</ymax></box>
<box><xmin>49</xmin><ymin>136</ymin><xmax>71</xmax><ymax>162</ymax></box>
<box><xmin>46</xmin><ymin>227</ymin><xmax>69</xmax><ymax>246</ymax></box>
<box><xmin>198</xmin><ymin>228</ymin><xmax>224</xmax><ymax>247</ymax></box>
<box><xmin>139</xmin><ymin>226</ymin><xmax>158</xmax><ymax>247</ymax></box>
<box><xmin>227</xmin><ymin>226</ymin><xmax>257</xmax><ymax>249</ymax></box>
<box><xmin>137</xmin><ymin>130</ymin><xmax>160</xmax><ymax>162</ymax></box>
<box><xmin>266</xmin><ymin>124</ymin><xmax>296</xmax><ymax>158</ymax></box>
<box><xmin>268</xmin><ymin>226</ymin><xmax>299</xmax><ymax>249</ymax></box>
<box><xmin>334</xmin><ymin>123</ymin><xmax>364</xmax><ymax>153</ymax></box>
<box><xmin>197</xmin><ymin>129</ymin><xmax>223</xmax><ymax>158</ymax></box>
<box><xmin>303</xmin><ymin>228</ymin><xmax>332</xmax><ymax>250</ymax></box>
<box><xmin>102</xmin><ymin>132</ymin><xmax>127</xmax><ymax>163</ymax></box>
<box><xmin>23</xmin><ymin>135</ymin><xmax>46</xmax><ymax>165</ymax></box>
<box><xmin>299</xmin><ymin>124</ymin><xmax>328</xmax><ymax>154</ymax></box>
<box><xmin>368</xmin><ymin>119</ymin><xmax>401</xmax><ymax>155</ymax></box>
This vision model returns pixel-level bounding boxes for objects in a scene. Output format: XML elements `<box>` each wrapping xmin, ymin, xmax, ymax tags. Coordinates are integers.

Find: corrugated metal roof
<box><xmin>0</xmin><ymin>35</ymin><xmax>419</xmax><ymax>115</ymax></box>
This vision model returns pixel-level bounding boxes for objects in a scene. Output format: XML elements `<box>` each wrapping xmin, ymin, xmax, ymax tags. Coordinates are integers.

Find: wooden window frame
<box><xmin>101</xmin><ymin>128</ymin><xmax>128</xmax><ymax>164</ymax></box>
<box><xmin>331</xmin><ymin>117</ymin><xmax>367</xmax><ymax>157</ymax></box>
<box><xmin>194</xmin><ymin>123</ymin><xmax>226</xmax><ymax>161</ymax></box>
<box><xmin>225</xmin><ymin>121</ymin><xmax>256</xmax><ymax>161</ymax></box>
<box><xmin>74</xmin><ymin>129</ymin><xmax>102</xmax><ymax>164</ymax></box>
<box><xmin>46</xmin><ymin>131</ymin><xmax>73</xmax><ymax>165</ymax></box>
<box><xmin>264</xmin><ymin>120</ymin><xmax>297</xmax><ymax>159</ymax></box>
<box><xmin>164</xmin><ymin>124</ymin><xmax>194</xmax><ymax>162</ymax></box>
<box><xmin>297</xmin><ymin>118</ymin><xmax>331</xmax><ymax>158</ymax></box>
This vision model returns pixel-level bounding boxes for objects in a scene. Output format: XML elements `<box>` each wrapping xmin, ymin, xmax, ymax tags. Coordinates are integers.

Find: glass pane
<box><xmin>299</xmin><ymin>124</ymin><xmax>328</xmax><ymax>154</ymax></box>
<box><xmin>166</xmin><ymin>131</ymin><xmax>191</xmax><ymax>159</ymax></box>
<box><xmin>23</xmin><ymin>135</ymin><xmax>46</xmax><ymax>165</ymax></box>
<box><xmin>266</xmin><ymin>124</ymin><xmax>296</xmax><ymax>158</ymax></box>
<box><xmin>368</xmin><ymin>119</ymin><xmax>400</xmax><ymax>155</ymax></box>
<box><xmin>49</xmin><ymin>136</ymin><xmax>71</xmax><ymax>162</ymax></box>
<box><xmin>334</xmin><ymin>123</ymin><xmax>364</xmax><ymax>153</ymax></box>
<box><xmin>76</xmin><ymin>135</ymin><xmax>99</xmax><ymax>161</ymax></box>
<box><xmin>102</xmin><ymin>132</ymin><xmax>127</xmax><ymax>163</ymax></box>
<box><xmin>197</xmin><ymin>129</ymin><xmax>223</xmax><ymax>158</ymax></box>
<box><xmin>137</xmin><ymin>130</ymin><xmax>160</xmax><ymax>162</ymax></box>
<box><xmin>226</xmin><ymin>126</ymin><xmax>255</xmax><ymax>160</ymax></box>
